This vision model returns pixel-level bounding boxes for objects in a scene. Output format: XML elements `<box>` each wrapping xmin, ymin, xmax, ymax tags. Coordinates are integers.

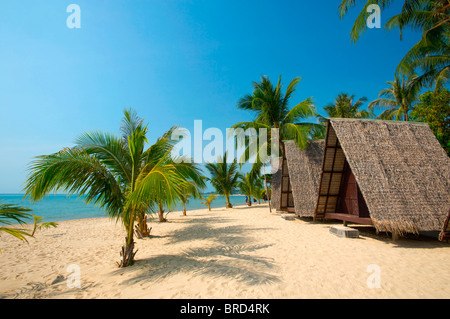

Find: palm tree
<box><xmin>201</xmin><ymin>194</ymin><xmax>218</xmax><ymax>211</ymax></box>
<box><xmin>322</xmin><ymin>93</ymin><xmax>373</xmax><ymax>120</ymax></box>
<box><xmin>231</xmin><ymin>75</ymin><xmax>324</xmax><ymax>209</ymax></box>
<box><xmin>0</xmin><ymin>202</ymin><xmax>34</xmax><ymax>248</ymax></box>
<box><xmin>238</xmin><ymin>173</ymin><xmax>263</xmax><ymax>206</ymax></box>
<box><xmin>387</xmin><ymin>0</ymin><xmax>450</xmax><ymax>88</ymax></box>
<box><xmin>205</xmin><ymin>151</ymin><xmax>240</xmax><ymax>208</ymax></box>
<box><xmin>24</xmin><ymin>109</ymin><xmax>202</xmax><ymax>267</ymax></box>
<box><xmin>339</xmin><ymin>0</ymin><xmax>450</xmax><ymax>88</ymax></box>
<box><xmin>369</xmin><ymin>74</ymin><xmax>421</xmax><ymax>121</ymax></box>
<box><xmin>254</xmin><ymin>187</ymin><xmax>267</xmax><ymax>204</ymax></box>
<box><xmin>0</xmin><ymin>203</ymin><xmax>57</xmax><ymax>252</ymax></box>
<box><xmin>233</xmin><ymin>75</ymin><xmax>322</xmax><ymax>161</ymax></box>
<box><xmin>179</xmin><ymin>177</ymin><xmax>206</xmax><ymax>216</ymax></box>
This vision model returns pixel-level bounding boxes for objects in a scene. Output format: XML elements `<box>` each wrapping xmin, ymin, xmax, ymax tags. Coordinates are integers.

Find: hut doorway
<box><xmin>337</xmin><ymin>160</ymin><xmax>370</xmax><ymax>219</ymax></box>
<box><xmin>280</xmin><ymin>155</ymin><xmax>295</xmax><ymax>212</ymax></box>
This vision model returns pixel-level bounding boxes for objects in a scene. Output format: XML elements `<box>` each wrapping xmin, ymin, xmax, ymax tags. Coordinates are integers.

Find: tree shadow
<box><xmin>112</xmin><ymin>217</ymin><xmax>280</xmax><ymax>287</ymax></box>
<box><xmin>118</xmin><ymin>243</ymin><xmax>280</xmax><ymax>287</ymax></box>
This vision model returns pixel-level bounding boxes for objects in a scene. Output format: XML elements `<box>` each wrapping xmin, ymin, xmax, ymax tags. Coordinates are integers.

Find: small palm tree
<box><xmin>0</xmin><ymin>202</ymin><xmax>34</xmax><ymax>248</ymax></box>
<box><xmin>179</xmin><ymin>177</ymin><xmax>206</xmax><ymax>216</ymax></box>
<box><xmin>238</xmin><ymin>173</ymin><xmax>263</xmax><ymax>206</ymax></box>
<box><xmin>369</xmin><ymin>74</ymin><xmax>421</xmax><ymax>121</ymax></box>
<box><xmin>0</xmin><ymin>203</ymin><xmax>57</xmax><ymax>252</ymax></box>
<box><xmin>322</xmin><ymin>93</ymin><xmax>373</xmax><ymax>120</ymax></box>
<box><xmin>205</xmin><ymin>151</ymin><xmax>240</xmax><ymax>208</ymax></box>
<box><xmin>24</xmin><ymin>109</ymin><xmax>202</xmax><ymax>267</ymax></box>
<box><xmin>254</xmin><ymin>186</ymin><xmax>267</xmax><ymax>204</ymax></box>
<box><xmin>201</xmin><ymin>194</ymin><xmax>217</xmax><ymax>211</ymax></box>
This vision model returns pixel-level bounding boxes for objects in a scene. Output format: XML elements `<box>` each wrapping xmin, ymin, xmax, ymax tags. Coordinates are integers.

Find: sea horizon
<box><xmin>0</xmin><ymin>193</ymin><xmax>247</xmax><ymax>223</ymax></box>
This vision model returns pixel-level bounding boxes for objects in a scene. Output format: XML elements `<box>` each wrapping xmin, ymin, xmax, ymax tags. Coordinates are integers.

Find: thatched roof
<box><xmin>315</xmin><ymin>119</ymin><xmax>450</xmax><ymax>235</ymax></box>
<box><xmin>270</xmin><ymin>140</ymin><xmax>324</xmax><ymax>216</ymax></box>
<box><xmin>285</xmin><ymin>140</ymin><xmax>324</xmax><ymax>217</ymax></box>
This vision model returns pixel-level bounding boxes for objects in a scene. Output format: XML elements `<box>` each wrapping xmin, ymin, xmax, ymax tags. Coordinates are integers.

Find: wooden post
<box><xmin>392</xmin><ymin>231</ymin><xmax>399</xmax><ymax>241</ymax></box>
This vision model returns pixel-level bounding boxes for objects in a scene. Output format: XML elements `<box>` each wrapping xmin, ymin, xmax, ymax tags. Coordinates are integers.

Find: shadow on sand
<box><xmin>113</xmin><ymin>210</ymin><xmax>281</xmax><ymax>287</ymax></box>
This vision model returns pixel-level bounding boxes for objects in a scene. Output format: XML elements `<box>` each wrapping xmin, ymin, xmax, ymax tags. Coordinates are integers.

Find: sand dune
<box><xmin>0</xmin><ymin>204</ymin><xmax>449</xmax><ymax>299</ymax></box>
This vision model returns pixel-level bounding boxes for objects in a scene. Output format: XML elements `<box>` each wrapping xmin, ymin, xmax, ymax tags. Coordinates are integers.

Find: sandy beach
<box><xmin>0</xmin><ymin>204</ymin><xmax>449</xmax><ymax>299</ymax></box>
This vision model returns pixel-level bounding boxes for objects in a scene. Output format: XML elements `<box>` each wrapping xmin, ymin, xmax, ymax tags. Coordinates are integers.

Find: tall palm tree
<box><xmin>322</xmin><ymin>93</ymin><xmax>373</xmax><ymax>120</ymax></box>
<box><xmin>387</xmin><ymin>0</ymin><xmax>450</xmax><ymax>88</ymax></box>
<box><xmin>24</xmin><ymin>109</ymin><xmax>202</xmax><ymax>267</ymax></box>
<box><xmin>232</xmin><ymin>75</ymin><xmax>323</xmax><ymax>178</ymax></box>
<box><xmin>369</xmin><ymin>74</ymin><xmax>421</xmax><ymax>121</ymax></box>
<box><xmin>205</xmin><ymin>152</ymin><xmax>240</xmax><ymax>208</ymax></box>
<box><xmin>339</xmin><ymin>0</ymin><xmax>450</xmax><ymax>87</ymax></box>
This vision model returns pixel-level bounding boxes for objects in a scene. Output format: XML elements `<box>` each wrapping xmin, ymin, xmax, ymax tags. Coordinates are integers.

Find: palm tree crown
<box><xmin>322</xmin><ymin>93</ymin><xmax>372</xmax><ymax>119</ymax></box>
<box><xmin>205</xmin><ymin>152</ymin><xmax>240</xmax><ymax>208</ymax></box>
<box><xmin>369</xmin><ymin>74</ymin><xmax>421</xmax><ymax>121</ymax></box>
<box><xmin>232</xmin><ymin>75</ymin><xmax>323</xmax><ymax>176</ymax></box>
<box><xmin>24</xmin><ymin>109</ymin><xmax>204</xmax><ymax>267</ymax></box>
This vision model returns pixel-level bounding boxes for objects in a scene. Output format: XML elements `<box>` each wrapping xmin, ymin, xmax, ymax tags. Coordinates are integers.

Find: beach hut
<box><xmin>271</xmin><ymin>140</ymin><xmax>324</xmax><ymax>217</ymax></box>
<box><xmin>314</xmin><ymin>119</ymin><xmax>450</xmax><ymax>238</ymax></box>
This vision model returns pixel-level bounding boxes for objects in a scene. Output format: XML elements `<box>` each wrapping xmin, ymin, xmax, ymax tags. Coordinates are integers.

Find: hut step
<box><xmin>281</xmin><ymin>214</ymin><xmax>296</xmax><ymax>221</ymax></box>
<box><xmin>329</xmin><ymin>225</ymin><xmax>359</xmax><ymax>238</ymax></box>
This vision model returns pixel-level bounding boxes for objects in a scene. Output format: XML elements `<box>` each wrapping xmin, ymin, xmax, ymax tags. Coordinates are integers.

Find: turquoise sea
<box><xmin>0</xmin><ymin>194</ymin><xmax>247</xmax><ymax>223</ymax></box>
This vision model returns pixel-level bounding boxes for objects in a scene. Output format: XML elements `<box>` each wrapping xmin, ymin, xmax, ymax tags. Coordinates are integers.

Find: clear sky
<box><xmin>0</xmin><ymin>0</ymin><xmax>421</xmax><ymax>193</ymax></box>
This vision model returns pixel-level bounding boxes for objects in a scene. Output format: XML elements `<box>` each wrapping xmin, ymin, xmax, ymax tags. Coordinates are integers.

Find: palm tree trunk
<box><xmin>225</xmin><ymin>194</ymin><xmax>233</xmax><ymax>208</ymax></box>
<box><xmin>119</xmin><ymin>208</ymin><xmax>137</xmax><ymax>267</ymax></box>
<box><xmin>158</xmin><ymin>202</ymin><xmax>166</xmax><ymax>222</ymax></box>
<box><xmin>136</xmin><ymin>209</ymin><xmax>150</xmax><ymax>238</ymax></box>
<box><xmin>182</xmin><ymin>201</ymin><xmax>187</xmax><ymax>216</ymax></box>
<box><xmin>119</xmin><ymin>235</ymin><xmax>136</xmax><ymax>267</ymax></box>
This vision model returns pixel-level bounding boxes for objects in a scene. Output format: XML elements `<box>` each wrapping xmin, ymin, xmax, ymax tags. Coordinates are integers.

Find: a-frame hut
<box><xmin>314</xmin><ymin>119</ymin><xmax>450</xmax><ymax>237</ymax></box>
<box><xmin>271</xmin><ymin>140</ymin><xmax>324</xmax><ymax>217</ymax></box>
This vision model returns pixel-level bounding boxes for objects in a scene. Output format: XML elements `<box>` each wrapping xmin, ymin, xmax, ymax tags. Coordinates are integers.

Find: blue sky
<box><xmin>0</xmin><ymin>1</ymin><xmax>421</xmax><ymax>193</ymax></box>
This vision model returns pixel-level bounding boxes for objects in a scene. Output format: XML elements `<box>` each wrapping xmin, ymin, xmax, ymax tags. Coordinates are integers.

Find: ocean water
<box><xmin>0</xmin><ymin>194</ymin><xmax>247</xmax><ymax>223</ymax></box>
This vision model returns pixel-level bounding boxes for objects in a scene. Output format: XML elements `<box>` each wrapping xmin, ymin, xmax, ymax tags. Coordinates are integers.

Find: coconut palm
<box><xmin>238</xmin><ymin>173</ymin><xmax>263</xmax><ymax>206</ymax></box>
<box><xmin>205</xmin><ymin>152</ymin><xmax>240</xmax><ymax>208</ymax></box>
<box><xmin>339</xmin><ymin>0</ymin><xmax>450</xmax><ymax>87</ymax></box>
<box><xmin>369</xmin><ymin>74</ymin><xmax>421</xmax><ymax>121</ymax></box>
<box><xmin>24</xmin><ymin>109</ymin><xmax>203</xmax><ymax>267</ymax></box>
<box><xmin>231</xmin><ymin>74</ymin><xmax>324</xmax><ymax>203</ymax></box>
<box><xmin>322</xmin><ymin>93</ymin><xmax>373</xmax><ymax>120</ymax></box>
<box><xmin>233</xmin><ymin>75</ymin><xmax>322</xmax><ymax>160</ymax></box>
<box><xmin>201</xmin><ymin>194</ymin><xmax>218</xmax><ymax>211</ymax></box>
<box><xmin>0</xmin><ymin>202</ymin><xmax>34</xmax><ymax>248</ymax></box>
<box><xmin>254</xmin><ymin>187</ymin><xmax>267</xmax><ymax>204</ymax></box>
<box><xmin>0</xmin><ymin>203</ymin><xmax>57</xmax><ymax>252</ymax></box>
<box><xmin>179</xmin><ymin>178</ymin><xmax>206</xmax><ymax>216</ymax></box>
<box><xmin>387</xmin><ymin>0</ymin><xmax>450</xmax><ymax>88</ymax></box>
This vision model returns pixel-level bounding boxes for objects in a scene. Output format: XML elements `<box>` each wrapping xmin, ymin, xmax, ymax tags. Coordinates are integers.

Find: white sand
<box><xmin>0</xmin><ymin>204</ymin><xmax>449</xmax><ymax>299</ymax></box>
